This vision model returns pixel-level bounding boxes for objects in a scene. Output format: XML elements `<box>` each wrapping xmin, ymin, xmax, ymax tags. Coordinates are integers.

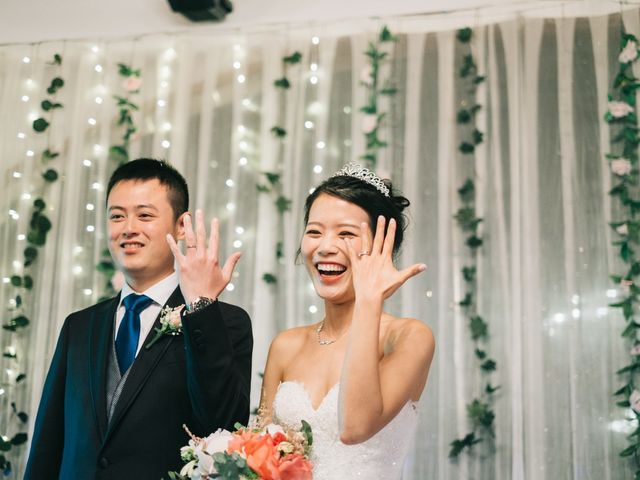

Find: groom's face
<box><xmin>107</xmin><ymin>178</ymin><xmax>184</xmax><ymax>291</ymax></box>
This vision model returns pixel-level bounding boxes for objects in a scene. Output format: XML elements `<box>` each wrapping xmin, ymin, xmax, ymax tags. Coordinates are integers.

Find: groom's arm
<box><xmin>181</xmin><ymin>300</ymin><xmax>253</xmax><ymax>433</ymax></box>
<box><xmin>24</xmin><ymin>317</ymin><xmax>70</xmax><ymax>479</ymax></box>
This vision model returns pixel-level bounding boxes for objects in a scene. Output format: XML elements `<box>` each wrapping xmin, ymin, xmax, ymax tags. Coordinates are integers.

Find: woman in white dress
<box><xmin>260</xmin><ymin>164</ymin><xmax>435</xmax><ymax>479</ymax></box>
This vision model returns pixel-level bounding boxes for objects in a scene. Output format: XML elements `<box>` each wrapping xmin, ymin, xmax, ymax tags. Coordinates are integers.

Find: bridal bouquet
<box><xmin>168</xmin><ymin>421</ymin><xmax>313</xmax><ymax>480</ymax></box>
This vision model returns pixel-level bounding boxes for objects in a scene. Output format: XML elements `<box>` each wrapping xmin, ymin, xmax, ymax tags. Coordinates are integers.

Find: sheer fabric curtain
<box><xmin>0</xmin><ymin>4</ymin><xmax>633</xmax><ymax>479</ymax></box>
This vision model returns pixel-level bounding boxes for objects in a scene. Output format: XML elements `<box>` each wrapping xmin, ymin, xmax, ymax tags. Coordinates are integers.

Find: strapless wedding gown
<box><xmin>273</xmin><ymin>381</ymin><xmax>418</xmax><ymax>479</ymax></box>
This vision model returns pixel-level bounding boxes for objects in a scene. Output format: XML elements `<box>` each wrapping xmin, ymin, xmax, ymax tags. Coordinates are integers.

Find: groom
<box><xmin>25</xmin><ymin>158</ymin><xmax>253</xmax><ymax>479</ymax></box>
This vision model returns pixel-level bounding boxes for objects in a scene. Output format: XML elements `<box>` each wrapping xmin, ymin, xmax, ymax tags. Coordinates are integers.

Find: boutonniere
<box><xmin>145</xmin><ymin>304</ymin><xmax>185</xmax><ymax>349</ymax></box>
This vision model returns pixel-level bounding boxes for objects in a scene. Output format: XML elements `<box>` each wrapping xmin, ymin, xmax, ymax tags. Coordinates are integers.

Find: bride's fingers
<box><xmin>371</xmin><ymin>215</ymin><xmax>386</xmax><ymax>254</ymax></box>
<box><xmin>382</xmin><ymin>218</ymin><xmax>397</xmax><ymax>257</ymax></box>
<box><xmin>195</xmin><ymin>209</ymin><xmax>207</xmax><ymax>252</ymax></box>
<box><xmin>183</xmin><ymin>213</ymin><xmax>197</xmax><ymax>252</ymax></box>
<box><xmin>359</xmin><ymin>222</ymin><xmax>373</xmax><ymax>256</ymax></box>
<box><xmin>342</xmin><ymin>236</ymin><xmax>357</xmax><ymax>262</ymax></box>
<box><xmin>397</xmin><ymin>263</ymin><xmax>427</xmax><ymax>285</ymax></box>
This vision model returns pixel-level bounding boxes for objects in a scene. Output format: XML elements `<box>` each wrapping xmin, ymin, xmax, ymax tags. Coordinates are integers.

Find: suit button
<box><xmin>99</xmin><ymin>457</ymin><xmax>109</xmax><ymax>468</ymax></box>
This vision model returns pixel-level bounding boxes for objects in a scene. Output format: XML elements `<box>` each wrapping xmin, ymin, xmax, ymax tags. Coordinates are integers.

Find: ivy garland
<box><xmin>449</xmin><ymin>28</ymin><xmax>500</xmax><ymax>459</ymax></box>
<box><xmin>606</xmin><ymin>32</ymin><xmax>640</xmax><ymax>477</ymax></box>
<box><xmin>0</xmin><ymin>53</ymin><xmax>64</xmax><ymax>476</ymax></box>
<box><xmin>258</xmin><ymin>50</ymin><xmax>302</xmax><ymax>285</ymax></box>
<box><xmin>96</xmin><ymin>63</ymin><xmax>143</xmax><ymax>300</ymax></box>
<box><xmin>359</xmin><ymin>25</ymin><xmax>397</xmax><ymax>169</ymax></box>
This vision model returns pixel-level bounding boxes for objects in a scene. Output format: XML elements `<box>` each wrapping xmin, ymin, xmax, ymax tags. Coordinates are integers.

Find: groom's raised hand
<box><xmin>166</xmin><ymin>209</ymin><xmax>242</xmax><ymax>304</ymax></box>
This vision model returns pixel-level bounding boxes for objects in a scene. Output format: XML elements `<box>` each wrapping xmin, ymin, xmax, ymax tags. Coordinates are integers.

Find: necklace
<box><xmin>315</xmin><ymin>320</ymin><xmax>348</xmax><ymax>346</ymax></box>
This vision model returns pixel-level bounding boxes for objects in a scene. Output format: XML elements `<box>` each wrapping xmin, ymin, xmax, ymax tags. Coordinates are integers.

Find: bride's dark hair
<box><xmin>302</xmin><ymin>173</ymin><xmax>410</xmax><ymax>257</ymax></box>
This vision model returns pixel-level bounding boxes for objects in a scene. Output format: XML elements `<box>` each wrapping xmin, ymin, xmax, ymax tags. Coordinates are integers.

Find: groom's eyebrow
<box><xmin>107</xmin><ymin>204</ymin><xmax>159</xmax><ymax>211</ymax></box>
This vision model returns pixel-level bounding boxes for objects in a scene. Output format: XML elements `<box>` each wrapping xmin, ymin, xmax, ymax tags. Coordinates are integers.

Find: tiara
<box><xmin>332</xmin><ymin>162</ymin><xmax>390</xmax><ymax>197</ymax></box>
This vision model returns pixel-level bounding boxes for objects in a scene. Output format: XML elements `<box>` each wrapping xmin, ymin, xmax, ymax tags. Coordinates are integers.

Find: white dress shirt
<box><xmin>114</xmin><ymin>271</ymin><xmax>180</xmax><ymax>356</ymax></box>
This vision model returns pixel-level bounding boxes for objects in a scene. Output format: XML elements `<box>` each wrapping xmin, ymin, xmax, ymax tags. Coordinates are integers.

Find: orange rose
<box><xmin>228</xmin><ymin>430</ymin><xmax>281</xmax><ymax>479</ymax></box>
<box><xmin>278</xmin><ymin>453</ymin><xmax>313</xmax><ymax>480</ymax></box>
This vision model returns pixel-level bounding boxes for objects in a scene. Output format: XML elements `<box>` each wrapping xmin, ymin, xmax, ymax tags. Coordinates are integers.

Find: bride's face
<box><xmin>301</xmin><ymin>193</ymin><xmax>370</xmax><ymax>303</ymax></box>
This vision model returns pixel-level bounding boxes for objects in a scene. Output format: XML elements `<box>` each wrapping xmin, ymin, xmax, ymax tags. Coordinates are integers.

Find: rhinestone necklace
<box><xmin>316</xmin><ymin>320</ymin><xmax>348</xmax><ymax>346</ymax></box>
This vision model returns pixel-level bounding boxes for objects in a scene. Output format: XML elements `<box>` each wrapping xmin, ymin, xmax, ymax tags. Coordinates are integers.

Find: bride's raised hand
<box><xmin>166</xmin><ymin>209</ymin><xmax>242</xmax><ymax>304</ymax></box>
<box><xmin>343</xmin><ymin>215</ymin><xmax>426</xmax><ymax>301</ymax></box>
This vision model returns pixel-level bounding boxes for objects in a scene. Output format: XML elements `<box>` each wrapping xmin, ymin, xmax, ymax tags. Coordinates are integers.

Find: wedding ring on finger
<box><xmin>358</xmin><ymin>251</ymin><xmax>371</xmax><ymax>257</ymax></box>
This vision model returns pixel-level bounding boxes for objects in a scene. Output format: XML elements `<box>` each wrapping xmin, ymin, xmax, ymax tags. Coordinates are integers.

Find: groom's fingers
<box><xmin>221</xmin><ymin>251</ymin><xmax>242</xmax><ymax>281</ymax></box>
<box><xmin>195</xmin><ymin>209</ymin><xmax>206</xmax><ymax>252</ymax></box>
<box><xmin>183</xmin><ymin>213</ymin><xmax>197</xmax><ymax>252</ymax></box>
<box><xmin>166</xmin><ymin>234</ymin><xmax>183</xmax><ymax>262</ymax></box>
<box><xmin>208</xmin><ymin>218</ymin><xmax>220</xmax><ymax>261</ymax></box>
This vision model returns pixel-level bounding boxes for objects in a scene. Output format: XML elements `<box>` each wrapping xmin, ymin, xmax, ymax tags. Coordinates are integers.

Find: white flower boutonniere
<box><xmin>145</xmin><ymin>304</ymin><xmax>185</xmax><ymax>349</ymax></box>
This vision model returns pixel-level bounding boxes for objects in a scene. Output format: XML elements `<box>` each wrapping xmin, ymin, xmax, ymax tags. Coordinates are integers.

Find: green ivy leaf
<box><xmin>262</xmin><ymin>273</ymin><xmax>277</xmax><ymax>284</ymax></box>
<box><xmin>16</xmin><ymin>373</ymin><xmax>26</xmax><ymax>383</ymax></box>
<box><xmin>457</xmin><ymin>109</ymin><xmax>472</xmax><ymax>124</ymax></box>
<box><xmin>274</xmin><ymin>77</ymin><xmax>291</xmax><ymax>89</ymax></box>
<box><xmin>473</xmin><ymin>129</ymin><xmax>484</xmax><ymax>145</ymax></box>
<box><xmin>33</xmin><ymin>198</ymin><xmax>46</xmax><ymax>211</ymax></box>
<box><xmin>283</xmin><ymin>51</ymin><xmax>302</xmax><ymax>64</ymax></box>
<box><xmin>459</xmin><ymin>142</ymin><xmax>475</xmax><ymax>154</ymax></box>
<box><xmin>379</xmin><ymin>25</ymin><xmax>397</xmax><ymax>42</ymax></box>
<box><xmin>42</xmin><ymin>169</ymin><xmax>58</xmax><ymax>183</ymax></box>
<box><xmin>23</xmin><ymin>276</ymin><xmax>33</xmax><ymax>290</ymax></box>
<box><xmin>459</xmin><ymin>292</ymin><xmax>473</xmax><ymax>307</ymax></box>
<box><xmin>42</xmin><ymin>149</ymin><xmax>60</xmax><ymax>162</ymax></box>
<box><xmin>470</xmin><ymin>315</ymin><xmax>488</xmax><ymax>340</ymax></box>
<box><xmin>457</xmin><ymin>28</ymin><xmax>473</xmax><ymax>43</ymax></box>
<box><xmin>109</xmin><ymin>145</ymin><xmax>129</xmax><ymax>164</ymax></box>
<box><xmin>271</xmin><ymin>126</ymin><xmax>287</xmax><ymax>138</ymax></box>
<box><xmin>53</xmin><ymin>53</ymin><xmax>62</xmax><ymax>65</ymax></box>
<box><xmin>276</xmin><ymin>242</ymin><xmax>284</xmax><ymax>259</ymax></box>
<box><xmin>10</xmin><ymin>433</ymin><xmax>27</xmax><ymax>446</ymax></box>
<box><xmin>462</xmin><ymin>266</ymin><xmax>476</xmax><ymax>282</ymax></box>
<box><xmin>449</xmin><ymin>432</ymin><xmax>481</xmax><ymax>458</ymax></box>
<box><xmin>481</xmin><ymin>359</ymin><xmax>497</xmax><ymax>372</ymax></box>
<box><xmin>485</xmin><ymin>383</ymin><xmax>501</xmax><ymax>394</ymax></box>
<box><xmin>379</xmin><ymin>87</ymin><xmax>398</xmax><ymax>96</ymax></box>
<box><xmin>256</xmin><ymin>184</ymin><xmax>271</xmax><ymax>193</ymax></box>
<box><xmin>24</xmin><ymin>246</ymin><xmax>38</xmax><ymax>265</ymax></box>
<box><xmin>47</xmin><ymin>77</ymin><xmax>64</xmax><ymax>94</ymax></box>
<box><xmin>621</xmin><ymin>444</ymin><xmax>638</xmax><ymax>457</ymax></box>
<box><xmin>466</xmin><ymin>235</ymin><xmax>483</xmax><ymax>249</ymax></box>
<box><xmin>475</xmin><ymin>348</ymin><xmax>486</xmax><ymax>360</ymax></box>
<box><xmin>276</xmin><ymin>196</ymin><xmax>292</xmax><ymax>213</ymax></box>
<box><xmin>10</xmin><ymin>276</ymin><xmax>22</xmax><ymax>287</ymax></box>
<box><xmin>32</xmin><ymin>118</ymin><xmax>50</xmax><ymax>132</ymax></box>
<box><xmin>467</xmin><ymin>399</ymin><xmax>495</xmax><ymax>429</ymax></box>
<box><xmin>457</xmin><ymin>179</ymin><xmax>475</xmax><ymax>202</ymax></box>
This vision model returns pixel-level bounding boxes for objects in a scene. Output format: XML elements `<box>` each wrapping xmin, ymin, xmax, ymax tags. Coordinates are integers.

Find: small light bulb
<box><xmin>88</xmin><ymin>117</ymin><xmax>96</xmax><ymax>125</ymax></box>
<box><xmin>226</xmin><ymin>283</ymin><xmax>235</xmax><ymax>291</ymax></box>
<box><xmin>22</xmin><ymin>56</ymin><xmax>30</xmax><ymax>64</ymax></box>
<box><xmin>233</xmin><ymin>240</ymin><xmax>242</xmax><ymax>248</ymax></box>
<box><xmin>239</xmin><ymin>157</ymin><xmax>248</xmax><ymax>166</ymax></box>
<box><xmin>86</xmin><ymin>225</ymin><xmax>95</xmax><ymax>232</ymax></box>
<box><xmin>310</xmin><ymin>63</ymin><xmax>318</xmax><ymax>71</ymax></box>
<box><xmin>311</xmin><ymin>36</ymin><xmax>320</xmax><ymax>45</ymax></box>
<box><xmin>237</xmin><ymin>74</ymin><xmax>246</xmax><ymax>83</ymax></box>
<box><xmin>86</xmin><ymin>203</ymin><xmax>95</xmax><ymax>211</ymax></box>
<box><xmin>95</xmin><ymin>97</ymin><xmax>103</xmax><ymax>104</ymax></box>
<box><xmin>310</xmin><ymin>76</ymin><xmax>318</xmax><ymax>85</ymax></box>
<box><xmin>157</xmin><ymin>99</ymin><xmax>166</xmax><ymax>107</ymax></box>
<box><xmin>26</xmin><ymin>150</ymin><xmax>34</xmax><ymax>157</ymax></box>
<box><xmin>304</xmin><ymin>121</ymin><xmax>314</xmax><ymax>129</ymax></box>
<box><xmin>235</xmin><ymin>226</ymin><xmax>244</xmax><ymax>235</ymax></box>
<box><xmin>94</xmin><ymin>64</ymin><xmax>103</xmax><ymax>73</ymax></box>
<box><xmin>161</xmin><ymin>140</ymin><xmax>171</xmax><ymax>149</ymax></box>
<box><xmin>17</xmin><ymin>132</ymin><xmax>25</xmax><ymax>139</ymax></box>
<box><xmin>313</xmin><ymin>165</ymin><xmax>323</xmax><ymax>174</ymax></box>
<box><xmin>233</xmin><ymin>61</ymin><xmax>241</xmax><ymax>69</ymax></box>
<box><xmin>316</xmin><ymin>141</ymin><xmax>325</xmax><ymax>149</ymax></box>
<box><xmin>21</xmin><ymin>95</ymin><xmax>29</xmax><ymax>102</ymax></box>
<box><xmin>83</xmin><ymin>159</ymin><xmax>92</xmax><ymax>167</ymax></box>
<box><xmin>225</xmin><ymin>179</ymin><xmax>234</xmax><ymax>187</ymax></box>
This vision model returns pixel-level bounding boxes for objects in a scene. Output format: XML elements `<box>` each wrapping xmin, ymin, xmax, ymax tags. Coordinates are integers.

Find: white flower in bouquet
<box><xmin>619</xmin><ymin>40</ymin><xmax>639</xmax><ymax>64</ymax></box>
<box><xmin>265</xmin><ymin>423</ymin><xmax>285</xmax><ymax>435</ymax></box>
<box><xmin>611</xmin><ymin>158</ymin><xmax>632</xmax><ymax>176</ymax></box>
<box><xmin>608</xmin><ymin>101</ymin><xmax>634</xmax><ymax>118</ymax></box>
<box><xmin>201</xmin><ymin>429</ymin><xmax>233</xmax><ymax>454</ymax></box>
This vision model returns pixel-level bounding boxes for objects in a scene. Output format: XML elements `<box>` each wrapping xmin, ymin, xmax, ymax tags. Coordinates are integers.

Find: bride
<box><xmin>259</xmin><ymin>164</ymin><xmax>435</xmax><ymax>479</ymax></box>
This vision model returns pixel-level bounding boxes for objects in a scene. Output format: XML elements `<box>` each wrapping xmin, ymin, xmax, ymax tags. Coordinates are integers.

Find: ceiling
<box><xmin>0</xmin><ymin>0</ymin><xmax>631</xmax><ymax>45</ymax></box>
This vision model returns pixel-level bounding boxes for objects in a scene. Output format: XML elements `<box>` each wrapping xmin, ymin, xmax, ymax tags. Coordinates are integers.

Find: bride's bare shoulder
<box><xmin>268</xmin><ymin>324</ymin><xmax>315</xmax><ymax>358</ymax></box>
<box><xmin>383</xmin><ymin>315</ymin><xmax>435</xmax><ymax>358</ymax></box>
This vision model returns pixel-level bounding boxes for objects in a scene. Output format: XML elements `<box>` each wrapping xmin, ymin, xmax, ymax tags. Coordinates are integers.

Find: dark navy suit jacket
<box><xmin>24</xmin><ymin>287</ymin><xmax>253</xmax><ymax>479</ymax></box>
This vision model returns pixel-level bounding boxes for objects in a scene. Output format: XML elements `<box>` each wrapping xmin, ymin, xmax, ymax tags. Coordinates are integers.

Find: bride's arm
<box><xmin>338</xmin><ymin>217</ymin><xmax>435</xmax><ymax>444</ymax></box>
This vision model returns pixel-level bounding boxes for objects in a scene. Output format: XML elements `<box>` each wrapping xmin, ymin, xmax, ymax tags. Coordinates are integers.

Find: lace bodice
<box><xmin>273</xmin><ymin>381</ymin><xmax>418</xmax><ymax>480</ymax></box>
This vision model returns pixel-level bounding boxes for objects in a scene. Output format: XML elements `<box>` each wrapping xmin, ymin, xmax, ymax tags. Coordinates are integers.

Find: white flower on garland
<box><xmin>608</xmin><ymin>100</ymin><xmax>634</xmax><ymax>118</ymax></box>
<box><xmin>360</xmin><ymin>65</ymin><xmax>373</xmax><ymax>86</ymax></box>
<box><xmin>631</xmin><ymin>344</ymin><xmax>640</xmax><ymax>356</ymax></box>
<box><xmin>362</xmin><ymin>114</ymin><xmax>378</xmax><ymax>134</ymax></box>
<box><xmin>617</xmin><ymin>223</ymin><xmax>629</xmax><ymax>236</ymax></box>
<box><xmin>631</xmin><ymin>390</ymin><xmax>640</xmax><ymax>413</ymax></box>
<box><xmin>611</xmin><ymin>158</ymin><xmax>633</xmax><ymax>176</ymax></box>
<box><xmin>619</xmin><ymin>40</ymin><xmax>639</xmax><ymax>64</ymax></box>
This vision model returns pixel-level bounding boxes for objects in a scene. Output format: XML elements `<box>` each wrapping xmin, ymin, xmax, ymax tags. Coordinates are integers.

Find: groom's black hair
<box><xmin>106</xmin><ymin>158</ymin><xmax>189</xmax><ymax>221</ymax></box>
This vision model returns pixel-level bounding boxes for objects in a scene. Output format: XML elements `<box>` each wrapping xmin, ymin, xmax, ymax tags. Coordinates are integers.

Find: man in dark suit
<box><xmin>25</xmin><ymin>158</ymin><xmax>253</xmax><ymax>479</ymax></box>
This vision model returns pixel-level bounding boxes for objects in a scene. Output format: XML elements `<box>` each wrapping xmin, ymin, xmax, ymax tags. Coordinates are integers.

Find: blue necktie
<box><xmin>115</xmin><ymin>294</ymin><xmax>153</xmax><ymax>375</ymax></box>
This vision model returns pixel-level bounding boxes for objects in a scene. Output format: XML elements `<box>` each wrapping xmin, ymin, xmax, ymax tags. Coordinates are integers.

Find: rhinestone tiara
<box><xmin>331</xmin><ymin>162</ymin><xmax>390</xmax><ymax>197</ymax></box>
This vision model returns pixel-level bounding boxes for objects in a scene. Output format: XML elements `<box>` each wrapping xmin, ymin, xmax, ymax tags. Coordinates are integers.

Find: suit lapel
<box><xmin>105</xmin><ymin>287</ymin><xmax>185</xmax><ymax>439</ymax></box>
<box><xmin>89</xmin><ymin>295</ymin><xmax>119</xmax><ymax>442</ymax></box>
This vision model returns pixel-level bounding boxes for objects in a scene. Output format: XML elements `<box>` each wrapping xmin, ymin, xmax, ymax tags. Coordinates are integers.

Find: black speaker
<box><xmin>167</xmin><ymin>0</ymin><xmax>233</xmax><ymax>22</ymax></box>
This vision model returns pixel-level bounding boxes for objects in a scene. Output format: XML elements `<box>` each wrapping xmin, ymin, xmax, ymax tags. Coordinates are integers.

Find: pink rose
<box><xmin>123</xmin><ymin>76</ymin><xmax>142</xmax><ymax>92</ymax></box>
<box><xmin>620</xmin><ymin>40</ymin><xmax>638</xmax><ymax>64</ymax></box>
<box><xmin>361</xmin><ymin>114</ymin><xmax>378</xmax><ymax>134</ymax></box>
<box><xmin>110</xmin><ymin>270</ymin><xmax>125</xmax><ymax>291</ymax></box>
<box><xmin>617</xmin><ymin>224</ymin><xmax>629</xmax><ymax>236</ymax></box>
<box><xmin>611</xmin><ymin>158</ymin><xmax>632</xmax><ymax>176</ymax></box>
<box><xmin>608</xmin><ymin>101</ymin><xmax>634</xmax><ymax>118</ymax></box>
<box><xmin>631</xmin><ymin>389</ymin><xmax>640</xmax><ymax>413</ymax></box>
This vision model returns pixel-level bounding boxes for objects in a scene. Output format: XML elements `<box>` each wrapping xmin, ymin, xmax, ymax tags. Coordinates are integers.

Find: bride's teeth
<box><xmin>317</xmin><ymin>264</ymin><xmax>346</xmax><ymax>273</ymax></box>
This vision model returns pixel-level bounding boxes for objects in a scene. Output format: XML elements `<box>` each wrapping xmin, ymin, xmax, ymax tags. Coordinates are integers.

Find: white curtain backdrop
<box><xmin>0</xmin><ymin>3</ymin><xmax>635</xmax><ymax>478</ymax></box>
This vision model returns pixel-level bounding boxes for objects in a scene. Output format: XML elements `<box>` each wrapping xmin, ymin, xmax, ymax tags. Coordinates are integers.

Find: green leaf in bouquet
<box><xmin>301</xmin><ymin>419</ymin><xmax>313</xmax><ymax>447</ymax></box>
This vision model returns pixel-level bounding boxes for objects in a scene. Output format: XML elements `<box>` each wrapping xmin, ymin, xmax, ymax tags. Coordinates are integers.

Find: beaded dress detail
<box><xmin>273</xmin><ymin>381</ymin><xmax>417</xmax><ymax>480</ymax></box>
